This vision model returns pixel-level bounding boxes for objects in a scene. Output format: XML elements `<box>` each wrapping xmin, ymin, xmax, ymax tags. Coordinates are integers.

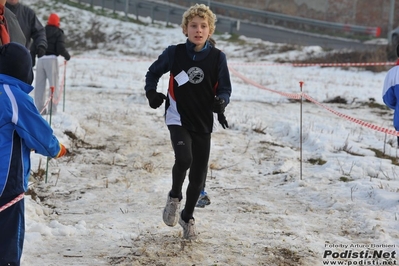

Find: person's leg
<box><xmin>168</xmin><ymin>125</ymin><xmax>193</xmax><ymax>199</ymax></box>
<box><xmin>196</xmin><ymin>138</ymin><xmax>214</xmax><ymax>207</ymax></box>
<box><xmin>34</xmin><ymin>59</ymin><xmax>47</xmax><ymax>114</ymax></box>
<box><xmin>0</xmin><ymin>196</ymin><xmax>25</xmax><ymax>266</ymax></box>
<box><xmin>45</xmin><ymin>58</ymin><xmax>59</xmax><ymax>114</ymax></box>
<box><xmin>196</xmin><ymin>182</ymin><xmax>211</xmax><ymax>208</ymax></box>
<box><xmin>163</xmin><ymin>125</ymin><xmax>193</xmax><ymax>227</ymax></box>
<box><xmin>181</xmin><ymin>131</ymin><xmax>211</xmax><ymax>222</ymax></box>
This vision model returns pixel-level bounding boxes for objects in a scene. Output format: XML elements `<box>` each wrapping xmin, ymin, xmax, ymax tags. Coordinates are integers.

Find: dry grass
<box><xmin>289</xmin><ymin>46</ymin><xmax>392</xmax><ymax>73</ymax></box>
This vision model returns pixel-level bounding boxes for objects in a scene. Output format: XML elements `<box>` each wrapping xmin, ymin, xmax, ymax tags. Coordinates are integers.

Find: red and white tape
<box><xmin>229</xmin><ymin>65</ymin><xmax>399</xmax><ymax>137</ymax></box>
<box><xmin>229</xmin><ymin>62</ymin><xmax>395</xmax><ymax>67</ymax></box>
<box><xmin>0</xmin><ymin>193</ymin><xmax>24</xmax><ymax>213</ymax></box>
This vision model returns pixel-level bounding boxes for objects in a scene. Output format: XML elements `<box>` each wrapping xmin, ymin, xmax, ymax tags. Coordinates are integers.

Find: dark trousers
<box><xmin>168</xmin><ymin>125</ymin><xmax>211</xmax><ymax>222</ymax></box>
<box><xmin>0</xmin><ymin>196</ymin><xmax>25</xmax><ymax>266</ymax></box>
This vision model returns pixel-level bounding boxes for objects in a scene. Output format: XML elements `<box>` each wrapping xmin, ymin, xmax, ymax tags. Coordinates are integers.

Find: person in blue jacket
<box><xmin>144</xmin><ymin>3</ymin><xmax>232</xmax><ymax>240</ymax></box>
<box><xmin>0</xmin><ymin>42</ymin><xmax>67</xmax><ymax>266</ymax></box>
<box><xmin>383</xmin><ymin>44</ymin><xmax>399</xmax><ymax>146</ymax></box>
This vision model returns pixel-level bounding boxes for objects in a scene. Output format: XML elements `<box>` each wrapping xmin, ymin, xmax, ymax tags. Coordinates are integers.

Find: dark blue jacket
<box><xmin>145</xmin><ymin>39</ymin><xmax>232</xmax><ymax>105</ymax></box>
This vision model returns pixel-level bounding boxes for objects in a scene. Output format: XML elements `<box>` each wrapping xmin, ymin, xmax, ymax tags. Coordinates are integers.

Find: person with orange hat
<box><xmin>34</xmin><ymin>13</ymin><xmax>70</xmax><ymax>115</ymax></box>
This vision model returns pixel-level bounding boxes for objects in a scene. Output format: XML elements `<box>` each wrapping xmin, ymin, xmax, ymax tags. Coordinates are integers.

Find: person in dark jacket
<box><xmin>0</xmin><ymin>0</ymin><xmax>25</xmax><ymax>45</ymax></box>
<box><xmin>34</xmin><ymin>13</ymin><xmax>70</xmax><ymax>115</ymax></box>
<box><xmin>0</xmin><ymin>42</ymin><xmax>67</xmax><ymax>266</ymax></box>
<box><xmin>144</xmin><ymin>4</ymin><xmax>232</xmax><ymax>240</ymax></box>
<box><xmin>6</xmin><ymin>0</ymin><xmax>47</xmax><ymax>64</ymax></box>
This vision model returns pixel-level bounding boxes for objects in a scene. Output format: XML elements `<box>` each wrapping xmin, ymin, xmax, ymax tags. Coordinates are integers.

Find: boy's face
<box><xmin>184</xmin><ymin>15</ymin><xmax>211</xmax><ymax>51</ymax></box>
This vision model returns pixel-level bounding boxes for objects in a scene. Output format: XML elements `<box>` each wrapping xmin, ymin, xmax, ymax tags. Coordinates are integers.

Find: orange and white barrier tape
<box><xmin>228</xmin><ymin>65</ymin><xmax>301</xmax><ymax>99</ymax></box>
<box><xmin>302</xmin><ymin>93</ymin><xmax>399</xmax><ymax>136</ymax></box>
<box><xmin>229</xmin><ymin>65</ymin><xmax>399</xmax><ymax>137</ymax></box>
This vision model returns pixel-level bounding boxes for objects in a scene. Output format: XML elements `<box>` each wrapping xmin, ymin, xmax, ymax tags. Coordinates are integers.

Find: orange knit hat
<box><xmin>47</xmin><ymin>13</ymin><xmax>60</xmax><ymax>27</ymax></box>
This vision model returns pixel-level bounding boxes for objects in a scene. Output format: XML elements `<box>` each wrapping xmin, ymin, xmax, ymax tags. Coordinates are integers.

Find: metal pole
<box><xmin>166</xmin><ymin>8</ymin><xmax>170</xmax><ymax>26</ymax></box>
<box><xmin>45</xmin><ymin>86</ymin><xmax>55</xmax><ymax>183</ymax></box>
<box><xmin>388</xmin><ymin>0</ymin><xmax>395</xmax><ymax>38</ymax></box>
<box><xmin>125</xmin><ymin>0</ymin><xmax>129</xmax><ymax>20</ymax></box>
<box><xmin>63</xmin><ymin>61</ymin><xmax>67</xmax><ymax>112</ymax></box>
<box><xmin>299</xmin><ymin>81</ymin><xmax>304</xmax><ymax>180</ymax></box>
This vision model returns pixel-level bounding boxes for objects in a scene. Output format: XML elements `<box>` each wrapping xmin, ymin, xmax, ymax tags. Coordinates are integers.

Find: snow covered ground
<box><xmin>14</xmin><ymin>0</ymin><xmax>399</xmax><ymax>265</ymax></box>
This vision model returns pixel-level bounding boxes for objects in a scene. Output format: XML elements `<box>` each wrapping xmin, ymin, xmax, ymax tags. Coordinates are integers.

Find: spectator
<box><xmin>6</xmin><ymin>0</ymin><xmax>47</xmax><ymax>65</ymax></box>
<box><xmin>382</xmin><ymin>44</ymin><xmax>399</xmax><ymax>146</ymax></box>
<box><xmin>0</xmin><ymin>0</ymin><xmax>25</xmax><ymax>45</ymax></box>
<box><xmin>0</xmin><ymin>42</ymin><xmax>67</xmax><ymax>266</ymax></box>
<box><xmin>144</xmin><ymin>4</ymin><xmax>231</xmax><ymax>240</ymax></box>
<box><xmin>34</xmin><ymin>13</ymin><xmax>70</xmax><ymax>115</ymax></box>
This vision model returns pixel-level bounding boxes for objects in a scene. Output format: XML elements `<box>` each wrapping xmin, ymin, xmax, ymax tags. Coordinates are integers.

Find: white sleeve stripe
<box><xmin>4</xmin><ymin>84</ymin><xmax>19</xmax><ymax>124</ymax></box>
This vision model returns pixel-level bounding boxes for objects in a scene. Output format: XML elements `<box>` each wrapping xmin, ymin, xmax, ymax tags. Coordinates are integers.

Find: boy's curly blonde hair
<box><xmin>181</xmin><ymin>4</ymin><xmax>217</xmax><ymax>36</ymax></box>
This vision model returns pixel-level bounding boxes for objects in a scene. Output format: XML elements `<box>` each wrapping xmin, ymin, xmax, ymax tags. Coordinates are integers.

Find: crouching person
<box><xmin>0</xmin><ymin>42</ymin><xmax>67</xmax><ymax>266</ymax></box>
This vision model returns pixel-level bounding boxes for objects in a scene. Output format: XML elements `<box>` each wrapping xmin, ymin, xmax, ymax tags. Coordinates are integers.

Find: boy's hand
<box><xmin>213</xmin><ymin>96</ymin><xmax>226</xmax><ymax>114</ymax></box>
<box><xmin>37</xmin><ymin>45</ymin><xmax>46</xmax><ymax>58</ymax></box>
<box><xmin>55</xmin><ymin>143</ymin><xmax>67</xmax><ymax>158</ymax></box>
<box><xmin>146</xmin><ymin>90</ymin><xmax>167</xmax><ymax>109</ymax></box>
<box><xmin>218</xmin><ymin>113</ymin><xmax>229</xmax><ymax>129</ymax></box>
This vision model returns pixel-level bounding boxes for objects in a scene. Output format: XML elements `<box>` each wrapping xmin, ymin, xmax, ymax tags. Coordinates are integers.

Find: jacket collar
<box><xmin>185</xmin><ymin>39</ymin><xmax>211</xmax><ymax>61</ymax></box>
<box><xmin>0</xmin><ymin>74</ymin><xmax>34</xmax><ymax>94</ymax></box>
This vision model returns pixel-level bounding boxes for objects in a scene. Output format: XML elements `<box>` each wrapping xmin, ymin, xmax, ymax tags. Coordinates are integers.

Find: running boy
<box><xmin>144</xmin><ymin>3</ymin><xmax>232</xmax><ymax>240</ymax></box>
<box><xmin>0</xmin><ymin>42</ymin><xmax>67</xmax><ymax>265</ymax></box>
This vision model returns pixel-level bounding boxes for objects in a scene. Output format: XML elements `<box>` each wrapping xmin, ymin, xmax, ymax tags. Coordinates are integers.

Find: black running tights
<box><xmin>168</xmin><ymin>125</ymin><xmax>211</xmax><ymax>222</ymax></box>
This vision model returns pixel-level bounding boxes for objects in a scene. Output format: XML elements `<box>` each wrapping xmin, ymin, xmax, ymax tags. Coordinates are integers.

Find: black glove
<box><xmin>218</xmin><ymin>113</ymin><xmax>229</xmax><ymax>129</ymax></box>
<box><xmin>37</xmin><ymin>45</ymin><xmax>46</xmax><ymax>58</ymax></box>
<box><xmin>146</xmin><ymin>90</ymin><xmax>167</xmax><ymax>109</ymax></box>
<box><xmin>213</xmin><ymin>96</ymin><xmax>226</xmax><ymax>114</ymax></box>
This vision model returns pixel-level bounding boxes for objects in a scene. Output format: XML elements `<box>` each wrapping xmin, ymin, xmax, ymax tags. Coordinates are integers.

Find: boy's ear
<box><xmin>182</xmin><ymin>26</ymin><xmax>188</xmax><ymax>36</ymax></box>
